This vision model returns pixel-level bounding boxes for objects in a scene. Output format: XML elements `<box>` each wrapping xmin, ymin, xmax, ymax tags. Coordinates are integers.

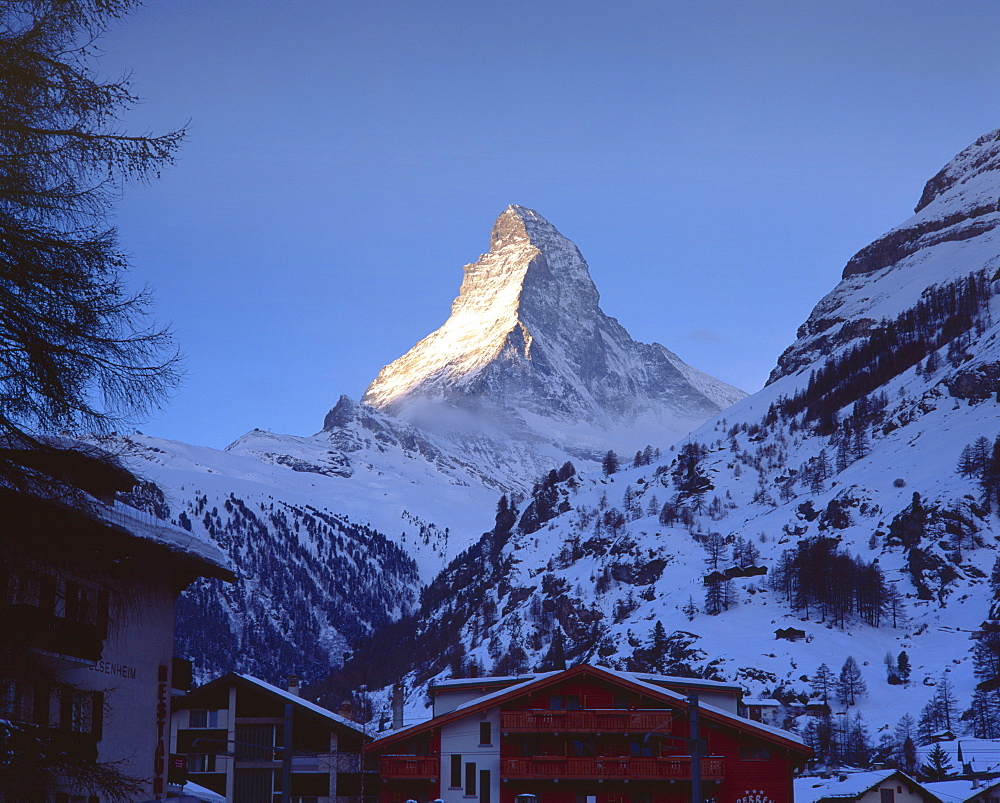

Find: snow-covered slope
<box><xmin>109</xmin><ymin>205</ymin><xmax>741</xmax><ymax>684</ymax></box>
<box><xmin>346</xmin><ymin>130</ymin><xmax>1000</xmax><ymax>762</ymax></box>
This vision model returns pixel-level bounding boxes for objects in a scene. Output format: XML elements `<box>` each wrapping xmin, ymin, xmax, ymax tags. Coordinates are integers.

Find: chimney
<box><xmin>338</xmin><ymin>700</ymin><xmax>354</xmax><ymax>721</ymax></box>
<box><xmin>287</xmin><ymin>675</ymin><xmax>301</xmax><ymax>697</ymax></box>
<box><xmin>392</xmin><ymin>683</ymin><xmax>404</xmax><ymax>730</ymax></box>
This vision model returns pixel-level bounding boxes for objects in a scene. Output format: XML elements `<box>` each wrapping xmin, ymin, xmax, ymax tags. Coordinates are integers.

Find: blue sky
<box><xmin>99</xmin><ymin>1</ymin><xmax>1000</xmax><ymax>448</ymax></box>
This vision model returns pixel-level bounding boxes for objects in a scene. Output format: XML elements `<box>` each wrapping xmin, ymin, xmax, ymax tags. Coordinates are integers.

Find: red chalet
<box><xmin>365</xmin><ymin>665</ymin><xmax>810</xmax><ymax>803</ymax></box>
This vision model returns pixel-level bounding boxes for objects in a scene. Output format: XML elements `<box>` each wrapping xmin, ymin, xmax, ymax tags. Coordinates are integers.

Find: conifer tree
<box><xmin>811</xmin><ymin>663</ymin><xmax>836</xmax><ymax>702</ymax></box>
<box><xmin>894</xmin><ymin>714</ymin><xmax>918</xmax><ymax>772</ymax></box>
<box><xmin>0</xmin><ymin>2</ymin><xmax>183</xmax><ymax>798</ymax></box>
<box><xmin>837</xmin><ymin>656</ymin><xmax>867</xmax><ymax>706</ymax></box>
<box><xmin>919</xmin><ymin>743</ymin><xmax>955</xmax><ymax>781</ymax></box>
<box><xmin>0</xmin><ymin>0</ymin><xmax>184</xmax><ymax>453</ymax></box>
<box><xmin>896</xmin><ymin>651</ymin><xmax>911</xmax><ymax>685</ymax></box>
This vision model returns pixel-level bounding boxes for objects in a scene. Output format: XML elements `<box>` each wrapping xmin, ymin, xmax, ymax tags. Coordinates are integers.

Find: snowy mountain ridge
<box><xmin>362</xmin><ymin>204</ymin><xmax>744</xmax><ymax>434</ymax></box>
<box><xmin>104</xmin><ymin>204</ymin><xmax>742</xmax><ymax>684</ymax></box>
<box><xmin>344</xmin><ymin>128</ymin><xmax>1000</xmax><ymax>763</ymax></box>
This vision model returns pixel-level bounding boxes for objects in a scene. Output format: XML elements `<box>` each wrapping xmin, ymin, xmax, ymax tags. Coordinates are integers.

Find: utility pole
<box><xmin>282</xmin><ymin>703</ymin><xmax>293</xmax><ymax>803</ymax></box>
<box><xmin>688</xmin><ymin>695</ymin><xmax>701</xmax><ymax>803</ymax></box>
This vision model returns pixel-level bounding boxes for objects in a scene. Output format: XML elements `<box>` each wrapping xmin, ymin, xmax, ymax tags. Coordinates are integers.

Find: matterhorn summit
<box><xmin>360</xmin><ymin>205</ymin><xmax>744</xmax><ymax>441</ymax></box>
<box><xmin>98</xmin><ymin>204</ymin><xmax>748</xmax><ymax>682</ymax></box>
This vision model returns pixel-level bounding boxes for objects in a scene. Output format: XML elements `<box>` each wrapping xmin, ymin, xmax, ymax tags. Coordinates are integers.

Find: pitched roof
<box><xmin>795</xmin><ymin>771</ymin><xmax>939</xmax><ymax>803</ymax></box>
<box><xmin>925</xmin><ymin>779</ymin><xmax>1000</xmax><ymax>803</ymax></box>
<box><xmin>367</xmin><ymin>664</ymin><xmax>808</xmax><ymax>754</ymax></box>
<box><xmin>180</xmin><ymin>672</ymin><xmax>369</xmax><ymax>735</ymax></box>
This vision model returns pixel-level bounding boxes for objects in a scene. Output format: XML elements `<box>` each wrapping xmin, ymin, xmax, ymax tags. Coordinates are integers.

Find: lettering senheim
<box><xmin>92</xmin><ymin>660</ymin><xmax>138</xmax><ymax>679</ymax></box>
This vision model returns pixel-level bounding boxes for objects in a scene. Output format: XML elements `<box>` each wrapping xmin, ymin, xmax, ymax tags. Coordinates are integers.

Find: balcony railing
<box><xmin>500</xmin><ymin>710</ymin><xmax>672</xmax><ymax>733</ymax></box>
<box><xmin>1</xmin><ymin>605</ymin><xmax>103</xmax><ymax>662</ymax></box>
<box><xmin>500</xmin><ymin>756</ymin><xmax>724</xmax><ymax>780</ymax></box>
<box><xmin>379</xmin><ymin>756</ymin><xmax>438</xmax><ymax>779</ymax></box>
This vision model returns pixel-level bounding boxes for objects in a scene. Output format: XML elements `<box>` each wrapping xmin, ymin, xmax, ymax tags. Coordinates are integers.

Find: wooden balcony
<box><xmin>379</xmin><ymin>756</ymin><xmax>438</xmax><ymax>779</ymax></box>
<box><xmin>500</xmin><ymin>710</ymin><xmax>672</xmax><ymax>733</ymax></box>
<box><xmin>500</xmin><ymin>756</ymin><xmax>724</xmax><ymax>780</ymax></box>
<box><xmin>1</xmin><ymin>605</ymin><xmax>103</xmax><ymax>662</ymax></box>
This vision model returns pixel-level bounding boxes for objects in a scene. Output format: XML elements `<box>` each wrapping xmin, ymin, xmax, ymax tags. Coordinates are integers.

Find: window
<box><xmin>3</xmin><ymin>570</ymin><xmax>41</xmax><ymax>607</ymax></box>
<box><xmin>451</xmin><ymin>755</ymin><xmax>462</xmax><ymax>788</ymax></box>
<box><xmin>629</xmin><ymin>739</ymin><xmax>653</xmax><ymax>758</ymax></box>
<box><xmin>739</xmin><ymin>746</ymin><xmax>771</xmax><ymax>760</ymax></box>
<box><xmin>548</xmin><ymin>695</ymin><xmax>580</xmax><ymax>710</ymax></box>
<box><xmin>189</xmin><ymin>709</ymin><xmax>219</xmax><ymax>728</ymax></box>
<box><xmin>189</xmin><ymin>753</ymin><xmax>217</xmax><ymax>773</ymax></box>
<box><xmin>880</xmin><ymin>790</ymin><xmax>894</xmax><ymax>803</ymax></box>
<box><xmin>480</xmin><ymin>722</ymin><xmax>492</xmax><ymax>745</ymax></box>
<box><xmin>465</xmin><ymin>762</ymin><xmax>477</xmax><ymax>797</ymax></box>
<box><xmin>614</xmin><ymin>695</ymin><xmax>629</xmax><ymax>710</ymax></box>
<box><xmin>0</xmin><ymin>678</ymin><xmax>32</xmax><ymax>721</ymax></box>
<box><xmin>58</xmin><ymin>686</ymin><xmax>101</xmax><ymax>736</ymax></box>
<box><xmin>479</xmin><ymin>769</ymin><xmax>490</xmax><ymax>803</ymax></box>
<box><xmin>64</xmin><ymin>581</ymin><xmax>100</xmax><ymax>625</ymax></box>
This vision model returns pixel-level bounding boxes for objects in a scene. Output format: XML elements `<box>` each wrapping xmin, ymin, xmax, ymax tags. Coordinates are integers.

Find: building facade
<box><xmin>0</xmin><ymin>444</ymin><xmax>233</xmax><ymax>801</ymax></box>
<box><xmin>171</xmin><ymin>673</ymin><xmax>375</xmax><ymax>803</ymax></box>
<box><xmin>365</xmin><ymin>665</ymin><xmax>811</xmax><ymax>803</ymax></box>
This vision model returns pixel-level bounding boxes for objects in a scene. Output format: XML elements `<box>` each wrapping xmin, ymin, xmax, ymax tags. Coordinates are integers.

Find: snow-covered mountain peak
<box><xmin>839</xmin><ymin>128</ymin><xmax>1000</xmax><ymax>282</ymax></box>
<box><xmin>772</xmin><ymin>128</ymin><xmax>1000</xmax><ymax>381</ymax></box>
<box><xmin>489</xmin><ymin>204</ymin><xmax>558</xmax><ymax>247</ymax></box>
<box><xmin>915</xmin><ymin>128</ymin><xmax>1000</xmax><ymax>214</ymax></box>
<box><xmin>357</xmin><ymin>206</ymin><xmax>743</xmax><ymax>438</ymax></box>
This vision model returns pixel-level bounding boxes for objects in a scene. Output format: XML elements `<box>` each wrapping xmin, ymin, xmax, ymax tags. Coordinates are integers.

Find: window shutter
<box><xmin>39</xmin><ymin>574</ymin><xmax>57</xmax><ymax>614</ymax></box>
<box><xmin>92</xmin><ymin>691</ymin><xmax>104</xmax><ymax>740</ymax></box>
<box><xmin>59</xmin><ymin>685</ymin><xmax>73</xmax><ymax>730</ymax></box>
<box><xmin>33</xmin><ymin>682</ymin><xmax>50</xmax><ymax>726</ymax></box>
<box><xmin>65</xmin><ymin>581</ymin><xmax>79</xmax><ymax>622</ymax></box>
<box><xmin>97</xmin><ymin>589</ymin><xmax>110</xmax><ymax>638</ymax></box>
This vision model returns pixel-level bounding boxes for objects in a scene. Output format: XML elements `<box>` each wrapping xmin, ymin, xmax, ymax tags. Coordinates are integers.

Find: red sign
<box><xmin>153</xmin><ymin>664</ymin><xmax>169</xmax><ymax>797</ymax></box>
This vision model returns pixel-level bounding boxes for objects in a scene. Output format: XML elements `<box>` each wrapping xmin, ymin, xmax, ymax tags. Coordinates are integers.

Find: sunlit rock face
<box><xmin>360</xmin><ymin>205</ymin><xmax>744</xmax><ymax>433</ymax></box>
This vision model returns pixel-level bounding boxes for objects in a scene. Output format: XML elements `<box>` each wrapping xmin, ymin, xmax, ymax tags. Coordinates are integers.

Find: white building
<box><xmin>0</xmin><ymin>444</ymin><xmax>233</xmax><ymax>801</ymax></box>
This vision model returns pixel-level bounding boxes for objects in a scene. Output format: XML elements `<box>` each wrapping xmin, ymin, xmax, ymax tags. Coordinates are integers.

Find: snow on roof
<box><xmin>744</xmin><ymin>698</ymin><xmax>782</xmax><ymax>706</ymax></box>
<box><xmin>371</xmin><ymin>674</ymin><xmax>556</xmax><ymax>746</ymax></box>
<box><xmin>916</xmin><ymin>739</ymin><xmax>1000</xmax><ymax>775</ymax></box>
<box><xmin>179</xmin><ymin>780</ymin><xmax>226</xmax><ymax>803</ymax></box>
<box><xmin>795</xmin><ymin>772</ymin><xmax>891</xmax><ymax>803</ymax></box>
<box><xmin>373</xmin><ymin>665</ymin><xmax>806</xmax><ymax>751</ymax></box>
<box><xmin>598</xmin><ymin>667</ymin><xmax>807</xmax><ymax>748</ymax></box>
<box><xmin>101</xmin><ymin>500</ymin><xmax>233</xmax><ymax>578</ymax></box>
<box><xmin>430</xmin><ymin>674</ymin><xmax>541</xmax><ymax>690</ymax></box>
<box><xmin>923</xmin><ymin>780</ymin><xmax>999</xmax><ymax>803</ymax></box>
<box><xmin>234</xmin><ymin>674</ymin><xmax>368</xmax><ymax>734</ymax></box>
<box><xmin>620</xmin><ymin>671</ymin><xmax>743</xmax><ymax>692</ymax></box>
<box><xmin>794</xmin><ymin>771</ymin><xmax>919</xmax><ymax>803</ymax></box>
